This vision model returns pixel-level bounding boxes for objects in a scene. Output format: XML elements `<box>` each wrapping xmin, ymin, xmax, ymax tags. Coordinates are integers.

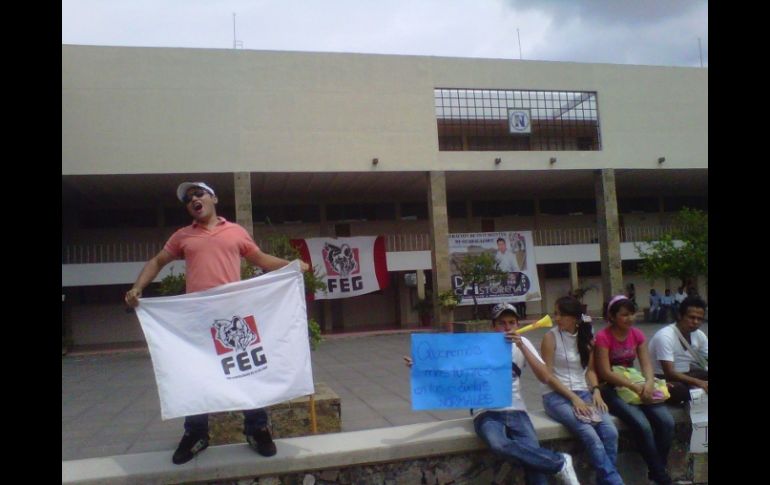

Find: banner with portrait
<box><xmin>448</xmin><ymin>231</ymin><xmax>541</xmax><ymax>305</ymax></box>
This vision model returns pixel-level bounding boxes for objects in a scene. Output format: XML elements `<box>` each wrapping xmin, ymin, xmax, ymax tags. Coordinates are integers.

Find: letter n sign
<box><xmin>508</xmin><ymin>109</ymin><xmax>531</xmax><ymax>134</ymax></box>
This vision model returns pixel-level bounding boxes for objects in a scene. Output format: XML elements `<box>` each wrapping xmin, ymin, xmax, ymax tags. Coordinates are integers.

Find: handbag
<box><xmin>671</xmin><ymin>324</ymin><xmax>708</xmax><ymax>371</ymax></box>
<box><xmin>611</xmin><ymin>365</ymin><xmax>670</xmax><ymax>405</ymax></box>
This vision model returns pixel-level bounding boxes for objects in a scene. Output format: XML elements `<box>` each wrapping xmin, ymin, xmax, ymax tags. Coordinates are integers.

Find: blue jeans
<box><xmin>601</xmin><ymin>386</ymin><xmax>674</xmax><ymax>485</ymax></box>
<box><xmin>543</xmin><ymin>391</ymin><xmax>624</xmax><ymax>485</ymax></box>
<box><xmin>184</xmin><ymin>408</ymin><xmax>269</xmax><ymax>436</ymax></box>
<box><xmin>473</xmin><ymin>410</ymin><xmax>565</xmax><ymax>485</ymax></box>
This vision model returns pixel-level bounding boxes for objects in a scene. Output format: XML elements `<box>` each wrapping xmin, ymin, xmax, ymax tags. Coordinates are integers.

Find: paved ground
<box><xmin>62</xmin><ymin>320</ymin><xmax>706</xmax><ymax>461</ymax></box>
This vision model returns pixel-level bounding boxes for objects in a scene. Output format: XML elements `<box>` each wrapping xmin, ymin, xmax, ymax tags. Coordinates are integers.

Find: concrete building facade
<box><xmin>62</xmin><ymin>45</ymin><xmax>707</xmax><ymax>348</ymax></box>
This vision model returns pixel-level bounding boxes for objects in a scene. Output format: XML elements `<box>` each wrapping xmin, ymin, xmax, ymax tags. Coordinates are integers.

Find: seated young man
<box><xmin>407</xmin><ymin>303</ymin><xmax>581</xmax><ymax>485</ymax></box>
<box><xmin>648</xmin><ymin>296</ymin><xmax>708</xmax><ymax>404</ymax></box>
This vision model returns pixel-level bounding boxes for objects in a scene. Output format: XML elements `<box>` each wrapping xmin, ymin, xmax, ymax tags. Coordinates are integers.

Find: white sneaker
<box><xmin>556</xmin><ymin>453</ymin><xmax>580</xmax><ymax>485</ymax></box>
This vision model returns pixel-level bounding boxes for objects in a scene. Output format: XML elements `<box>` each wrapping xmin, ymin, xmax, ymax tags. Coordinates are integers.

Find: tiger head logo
<box><xmin>323</xmin><ymin>242</ymin><xmax>358</xmax><ymax>277</ymax></box>
<box><xmin>212</xmin><ymin>316</ymin><xmax>257</xmax><ymax>352</ymax></box>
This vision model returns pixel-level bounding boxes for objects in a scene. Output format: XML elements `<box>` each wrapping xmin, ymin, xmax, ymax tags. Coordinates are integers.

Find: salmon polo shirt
<box><xmin>163</xmin><ymin>217</ymin><xmax>259</xmax><ymax>293</ymax></box>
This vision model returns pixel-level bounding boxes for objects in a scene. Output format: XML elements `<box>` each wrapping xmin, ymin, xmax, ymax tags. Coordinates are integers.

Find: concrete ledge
<box><xmin>62</xmin><ymin>407</ymin><xmax>691</xmax><ymax>485</ymax></box>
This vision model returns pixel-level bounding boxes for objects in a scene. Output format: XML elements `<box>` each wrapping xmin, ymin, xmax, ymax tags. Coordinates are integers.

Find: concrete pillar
<box><xmin>427</xmin><ymin>171</ymin><xmax>453</xmax><ymax>324</ymax></box>
<box><xmin>417</xmin><ymin>269</ymin><xmax>426</xmax><ymax>300</ymax></box>
<box><xmin>234</xmin><ymin>172</ymin><xmax>254</xmax><ymax>238</ymax></box>
<box><xmin>594</xmin><ymin>169</ymin><xmax>624</xmax><ymax>302</ymax></box>
<box><xmin>569</xmin><ymin>262</ymin><xmax>579</xmax><ymax>293</ymax></box>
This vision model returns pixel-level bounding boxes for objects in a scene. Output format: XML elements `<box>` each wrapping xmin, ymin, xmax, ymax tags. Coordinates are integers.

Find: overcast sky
<box><xmin>62</xmin><ymin>0</ymin><xmax>707</xmax><ymax>68</ymax></box>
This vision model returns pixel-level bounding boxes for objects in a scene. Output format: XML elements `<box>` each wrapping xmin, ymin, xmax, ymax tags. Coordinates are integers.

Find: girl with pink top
<box><xmin>595</xmin><ymin>295</ymin><xmax>675</xmax><ymax>485</ymax></box>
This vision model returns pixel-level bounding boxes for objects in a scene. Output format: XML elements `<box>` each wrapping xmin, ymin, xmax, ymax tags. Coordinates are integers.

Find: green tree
<box><xmin>454</xmin><ymin>252</ymin><xmax>508</xmax><ymax>320</ymax></box>
<box><xmin>635</xmin><ymin>207</ymin><xmax>708</xmax><ymax>290</ymax></box>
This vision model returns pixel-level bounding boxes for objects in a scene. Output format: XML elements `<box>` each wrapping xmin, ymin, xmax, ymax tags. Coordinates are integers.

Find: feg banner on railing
<box><xmin>410</xmin><ymin>333</ymin><xmax>512</xmax><ymax>410</ymax></box>
<box><xmin>292</xmin><ymin>236</ymin><xmax>389</xmax><ymax>300</ymax></box>
<box><xmin>449</xmin><ymin>231</ymin><xmax>542</xmax><ymax>305</ymax></box>
<box><xmin>134</xmin><ymin>261</ymin><xmax>314</xmax><ymax>420</ymax></box>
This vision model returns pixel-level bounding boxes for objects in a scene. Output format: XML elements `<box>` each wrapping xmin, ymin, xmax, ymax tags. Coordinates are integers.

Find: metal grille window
<box><xmin>434</xmin><ymin>88</ymin><xmax>601</xmax><ymax>151</ymax></box>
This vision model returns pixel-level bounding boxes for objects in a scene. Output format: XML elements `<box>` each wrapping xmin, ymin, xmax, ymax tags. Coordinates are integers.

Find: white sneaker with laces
<box><xmin>555</xmin><ymin>453</ymin><xmax>580</xmax><ymax>485</ymax></box>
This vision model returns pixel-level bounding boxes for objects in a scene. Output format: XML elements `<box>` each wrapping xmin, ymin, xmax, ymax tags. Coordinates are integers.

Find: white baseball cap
<box><xmin>491</xmin><ymin>302</ymin><xmax>519</xmax><ymax>320</ymax></box>
<box><xmin>176</xmin><ymin>182</ymin><xmax>216</xmax><ymax>202</ymax></box>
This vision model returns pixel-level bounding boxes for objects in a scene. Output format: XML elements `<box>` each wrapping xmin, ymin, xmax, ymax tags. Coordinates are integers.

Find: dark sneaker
<box><xmin>246</xmin><ymin>427</ymin><xmax>277</xmax><ymax>457</ymax></box>
<box><xmin>172</xmin><ymin>432</ymin><xmax>209</xmax><ymax>465</ymax></box>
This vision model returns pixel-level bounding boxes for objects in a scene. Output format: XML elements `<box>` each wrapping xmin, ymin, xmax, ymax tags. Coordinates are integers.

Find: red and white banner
<box><xmin>291</xmin><ymin>236</ymin><xmax>389</xmax><ymax>300</ymax></box>
<box><xmin>134</xmin><ymin>261</ymin><xmax>314</xmax><ymax>420</ymax></box>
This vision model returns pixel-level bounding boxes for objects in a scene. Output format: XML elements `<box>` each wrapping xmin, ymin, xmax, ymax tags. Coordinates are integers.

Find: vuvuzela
<box><xmin>516</xmin><ymin>314</ymin><xmax>553</xmax><ymax>334</ymax></box>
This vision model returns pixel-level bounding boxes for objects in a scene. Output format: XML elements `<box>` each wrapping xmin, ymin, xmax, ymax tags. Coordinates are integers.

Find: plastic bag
<box><xmin>611</xmin><ymin>365</ymin><xmax>670</xmax><ymax>405</ymax></box>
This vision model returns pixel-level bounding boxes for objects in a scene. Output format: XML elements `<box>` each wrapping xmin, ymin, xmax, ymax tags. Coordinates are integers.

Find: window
<box><xmin>435</xmin><ymin>88</ymin><xmax>601</xmax><ymax>151</ymax></box>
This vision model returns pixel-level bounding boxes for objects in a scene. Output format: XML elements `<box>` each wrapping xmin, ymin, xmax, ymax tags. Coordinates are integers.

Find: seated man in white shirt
<box><xmin>648</xmin><ymin>296</ymin><xmax>708</xmax><ymax>405</ymax></box>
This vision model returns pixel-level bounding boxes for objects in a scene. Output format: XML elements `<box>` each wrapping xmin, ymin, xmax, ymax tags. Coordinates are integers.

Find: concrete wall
<box><xmin>63</xmin><ymin>46</ymin><xmax>707</xmax><ymax>176</ymax></box>
<box><xmin>62</xmin><ymin>410</ymin><xmax>707</xmax><ymax>485</ymax></box>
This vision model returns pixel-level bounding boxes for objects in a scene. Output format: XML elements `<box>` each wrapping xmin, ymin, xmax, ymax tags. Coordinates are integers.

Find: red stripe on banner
<box><xmin>290</xmin><ymin>238</ymin><xmax>315</xmax><ymax>302</ymax></box>
<box><xmin>374</xmin><ymin>235</ymin><xmax>389</xmax><ymax>291</ymax></box>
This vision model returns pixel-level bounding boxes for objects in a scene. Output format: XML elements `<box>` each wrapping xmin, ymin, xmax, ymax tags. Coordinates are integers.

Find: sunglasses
<box><xmin>182</xmin><ymin>189</ymin><xmax>209</xmax><ymax>204</ymax></box>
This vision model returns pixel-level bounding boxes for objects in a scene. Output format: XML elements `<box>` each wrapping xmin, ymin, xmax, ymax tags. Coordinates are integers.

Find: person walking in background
<box><xmin>541</xmin><ymin>296</ymin><xmax>624</xmax><ymax>485</ymax></box>
<box><xmin>595</xmin><ymin>296</ymin><xmax>675</xmax><ymax>485</ymax></box>
<box><xmin>659</xmin><ymin>289</ymin><xmax>674</xmax><ymax>323</ymax></box>
<box><xmin>648</xmin><ymin>296</ymin><xmax>708</xmax><ymax>405</ymax></box>
<box><xmin>648</xmin><ymin>289</ymin><xmax>661</xmax><ymax>322</ymax></box>
<box><xmin>124</xmin><ymin>181</ymin><xmax>309</xmax><ymax>465</ymax></box>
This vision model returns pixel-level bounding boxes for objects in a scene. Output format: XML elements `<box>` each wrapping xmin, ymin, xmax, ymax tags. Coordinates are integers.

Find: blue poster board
<box><xmin>410</xmin><ymin>333</ymin><xmax>512</xmax><ymax>410</ymax></box>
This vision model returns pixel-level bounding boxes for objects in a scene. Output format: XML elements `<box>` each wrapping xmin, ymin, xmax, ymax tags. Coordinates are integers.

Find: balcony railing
<box><xmin>62</xmin><ymin>225</ymin><xmax>680</xmax><ymax>264</ymax></box>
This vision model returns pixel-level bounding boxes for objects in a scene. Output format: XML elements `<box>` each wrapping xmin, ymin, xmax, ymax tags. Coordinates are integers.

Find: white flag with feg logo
<box><xmin>134</xmin><ymin>260</ymin><xmax>314</xmax><ymax>420</ymax></box>
<box><xmin>291</xmin><ymin>236</ymin><xmax>390</xmax><ymax>300</ymax></box>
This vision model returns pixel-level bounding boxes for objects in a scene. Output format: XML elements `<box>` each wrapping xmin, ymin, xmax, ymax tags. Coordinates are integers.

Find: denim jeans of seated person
<box><xmin>473</xmin><ymin>409</ymin><xmax>565</xmax><ymax>485</ymax></box>
<box><xmin>601</xmin><ymin>386</ymin><xmax>675</xmax><ymax>485</ymax></box>
<box><xmin>543</xmin><ymin>390</ymin><xmax>624</xmax><ymax>485</ymax></box>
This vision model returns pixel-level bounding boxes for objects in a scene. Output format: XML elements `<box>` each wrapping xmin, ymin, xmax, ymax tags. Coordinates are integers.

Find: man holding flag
<box><xmin>125</xmin><ymin>181</ymin><xmax>309</xmax><ymax>465</ymax></box>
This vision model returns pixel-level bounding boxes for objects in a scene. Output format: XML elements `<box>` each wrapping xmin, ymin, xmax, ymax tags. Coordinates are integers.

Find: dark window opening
<box><xmin>448</xmin><ymin>200</ymin><xmax>468</xmax><ymax>219</ymax></box>
<box><xmin>327</xmin><ymin>203</ymin><xmax>395</xmax><ymax>222</ymax></box>
<box><xmin>577</xmin><ymin>261</ymin><xmax>602</xmax><ymax>277</ymax></box>
<box><xmin>81</xmin><ymin>209</ymin><xmax>156</xmax><ymax>229</ymax></box>
<box><xmin>543</xmin><ymin>263</ymin><xmax>570</xmax><ymax>278</ymax></box>
<box><xmin>663</xmin><ymin>197</ymin><xmax>708</xmax><ymax>212</ymax></box>
<box><xmin>472</xmin><ymin>200</ymin><xmax>536</xmax><ymax>217</ymax></box>
<box><xmin>539</xmin><ymin>199</ymin><xmax>596</xmax><ymax>215</ymax></box>
<box><xmin>618</xmin><ymin>198</ymin><xmax>659</xmax><ymax>214</ymax></box>
<box><xmin>401</xmin><ymin>202</ymin><xmax>428</xmax><ymax>220</ymax></box>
